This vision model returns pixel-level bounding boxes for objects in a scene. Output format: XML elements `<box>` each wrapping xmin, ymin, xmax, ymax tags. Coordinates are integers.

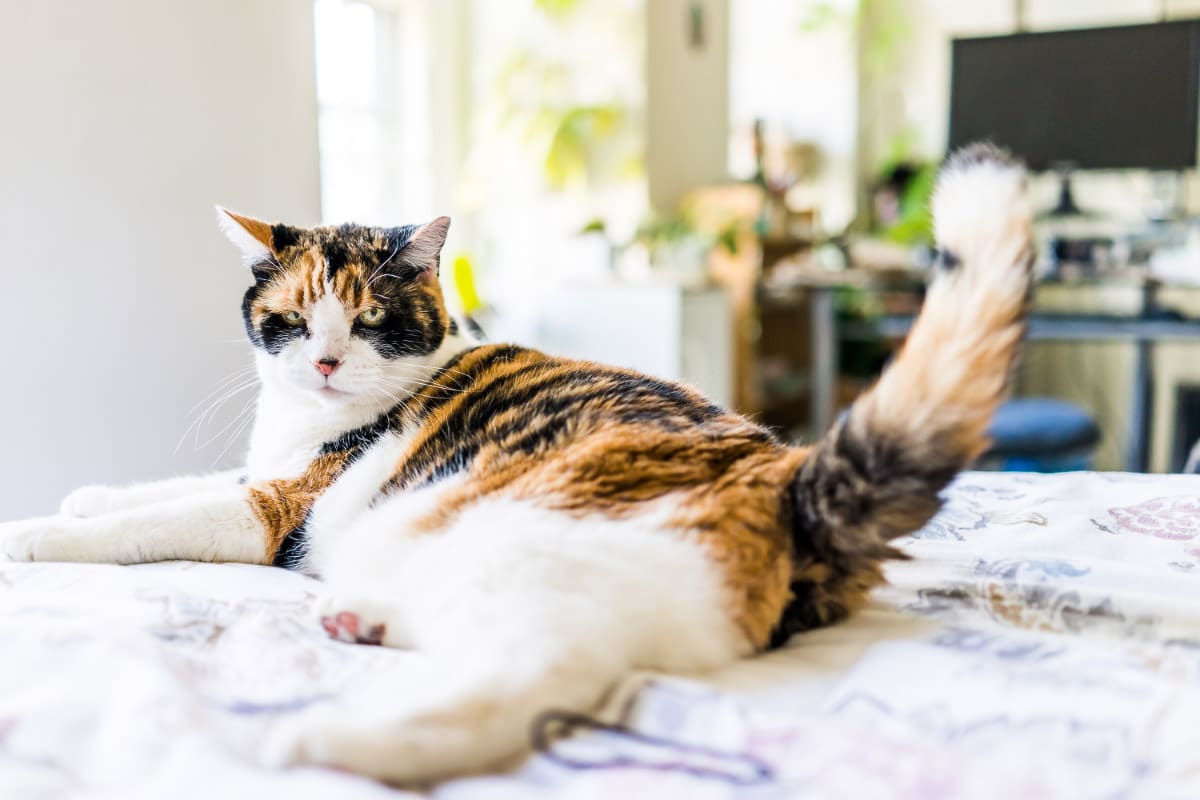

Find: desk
<box><xmin>804</xmin><ymin>280</ymin><xmax>1200</xmax><ymax>472</ymax></box>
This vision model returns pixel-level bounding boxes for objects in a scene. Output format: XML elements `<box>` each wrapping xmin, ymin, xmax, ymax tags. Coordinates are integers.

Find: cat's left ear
<box><xmin>398</xmin><ymin>216</ymin><xmax>451</xmax><ymax>276</ymax></box>
<box><xmin>216</xmin><ymin>206</ymin><xmax>284</xmax><ymax>267</ymax></box>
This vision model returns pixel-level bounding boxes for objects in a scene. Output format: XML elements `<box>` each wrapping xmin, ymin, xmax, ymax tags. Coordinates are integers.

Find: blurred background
<box><xmin>6</xmin><ymin>0</ymin><xmax>1200</xmax><ymax>516</ymax></box>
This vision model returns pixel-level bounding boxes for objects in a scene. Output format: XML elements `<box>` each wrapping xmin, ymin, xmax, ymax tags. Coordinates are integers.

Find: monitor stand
<box><xmin>1040</xmin><ymin>163</ymin><xmax>1092</xmax><ymax>218</ymax></box>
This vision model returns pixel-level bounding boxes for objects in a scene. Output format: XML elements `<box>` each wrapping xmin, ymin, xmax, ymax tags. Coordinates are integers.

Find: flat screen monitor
<box><xmin>948</xmin><ymin>21</ymin><xmax>1200</xmax><ymax>171</ymax></box>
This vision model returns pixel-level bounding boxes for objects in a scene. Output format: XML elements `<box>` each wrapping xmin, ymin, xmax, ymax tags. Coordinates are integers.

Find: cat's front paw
<box><xmin>0</xmin><ymin>520</ymin><xmax>35</xmax><ymax>561</ymax></box>
<box><xmin>60</xmin><ymin>485</ymin><xmax>123</xmax><ymax>518</ymax></box>
<box><xmin>0</xmin><ymin>517</ymin><xmax>95</xmax><ymax>562</ymax></box>
<box><xmin>1</xmin><ymin>518</ymin><xmax>54</xmax><ymax>561</ymax></box>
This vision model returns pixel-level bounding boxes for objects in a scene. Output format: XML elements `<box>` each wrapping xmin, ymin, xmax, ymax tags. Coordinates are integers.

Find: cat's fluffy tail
<box><xmin>781</xmin><ymin>144</ymin><xmax>1034</xmax><ymax>636</ymax></box>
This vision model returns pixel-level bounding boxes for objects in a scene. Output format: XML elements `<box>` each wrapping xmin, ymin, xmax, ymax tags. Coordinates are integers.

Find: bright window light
<box><xmin>313</xmin><ymin>0</ymin><xmax>433</xmax><ymax>226</ymax></box>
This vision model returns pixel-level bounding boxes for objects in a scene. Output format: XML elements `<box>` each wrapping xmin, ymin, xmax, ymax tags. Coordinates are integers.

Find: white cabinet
<box><xmin>532</xmin><ymin>282</ymin><xmax>733</xmax><ymax>408</ymax></box>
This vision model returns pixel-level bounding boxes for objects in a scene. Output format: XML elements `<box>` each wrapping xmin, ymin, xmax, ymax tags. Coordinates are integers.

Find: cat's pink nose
<box><xmin>315</xmin><ymin>358</ymin><xmax>341</xmax><ymax>377</ymax></box>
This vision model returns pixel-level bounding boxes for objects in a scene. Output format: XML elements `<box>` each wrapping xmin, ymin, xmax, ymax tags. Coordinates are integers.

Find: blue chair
<box><xmin>984</xmin><ymin>398</ymin><xmax>1100</xmax><ymax>472</ymax></box>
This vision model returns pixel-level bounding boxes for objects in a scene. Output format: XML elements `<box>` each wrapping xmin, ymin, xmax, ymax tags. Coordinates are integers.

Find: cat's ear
<box><xmin>216</xmin><ymin>206</ymin><xmax>278</xmax><ymax>266</ymax></box>
<box><xmin>398</xmin><ymin>216</ymin><xmax>451</xmax><ymax>276</ymax></box>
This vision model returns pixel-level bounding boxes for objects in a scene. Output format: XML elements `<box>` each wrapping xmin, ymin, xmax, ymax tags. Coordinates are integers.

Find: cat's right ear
<box><xmin>216</xmin><ymin>206</ymin><xmax>277</xmax><ymax>267</ymax></box>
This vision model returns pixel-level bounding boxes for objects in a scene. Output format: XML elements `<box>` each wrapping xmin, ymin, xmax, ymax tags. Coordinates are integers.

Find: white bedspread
<box><xmin>3</xmin><ymin>472</ymin><xmax>1199</xmax><ymax>799</ymax></box>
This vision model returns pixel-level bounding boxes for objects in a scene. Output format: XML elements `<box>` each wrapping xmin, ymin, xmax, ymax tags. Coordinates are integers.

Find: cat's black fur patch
<box><xmin>322</xmin><ymin>237</ymin><xmax>353</xmax><ymax>279</ymax></box>
<box><xmin>257</xmin><ymin>312</ymin><xmax>307</xmax><ymax>355</ymax></box>
<box><xmin>271</xmin><ymin>224</ymin><xmax>300</xmax><ymax>250</ymax></box>
<box><xmin>353</xmin><ymin>291</ymin><xmax>446</xmax><ymax>359</ymax></box>
<box><xmin>320</xmin><ymin>412</ymin><xmax>399</xmax><ymax>458</ymax></box>
<box><xmin>272</xmin><ymin>523</ymin><xmax>309</xmax><ymax>570</ymax></box>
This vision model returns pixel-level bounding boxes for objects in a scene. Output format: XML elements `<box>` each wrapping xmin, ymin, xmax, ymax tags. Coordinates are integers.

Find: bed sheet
<box><xmin>2</xmin><ymin>471</ymin><xmax>1199</xmax><ymax>799</ymax></box>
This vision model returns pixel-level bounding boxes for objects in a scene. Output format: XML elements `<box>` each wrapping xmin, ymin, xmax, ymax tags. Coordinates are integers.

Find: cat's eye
<box><xmin>282</xmin><ymin>310</ymin><xmax>304</xmax><ymax>326</ymax></box>
<box><xmin>358</xmin><ymin>307</ymin><xmax>386</xmax><ymax>327</ymax></box>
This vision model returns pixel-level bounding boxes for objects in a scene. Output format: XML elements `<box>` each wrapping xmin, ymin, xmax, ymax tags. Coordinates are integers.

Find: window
<box><xmin>313</xmin><ymin>0</ymin><xmax>433</xmax><ymax>225</ymax></box>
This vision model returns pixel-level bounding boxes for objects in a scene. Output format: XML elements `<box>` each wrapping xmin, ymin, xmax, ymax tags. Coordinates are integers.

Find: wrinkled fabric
<box><xmin>2</xmin><ymin>472</ymin><xmax>1198</xmax><ymax>799</ymax></box>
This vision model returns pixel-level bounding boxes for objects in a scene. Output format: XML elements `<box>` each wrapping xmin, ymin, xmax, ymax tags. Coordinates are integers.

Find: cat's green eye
<box><xmin>358</xmin><ymin>307</ymin><xmax>386</xmax><ymax>327</ymax></box>
<box><xmin>282</xmin><ymin>310</ymin><xmax>304</xmax><ymax>326</ymax></box>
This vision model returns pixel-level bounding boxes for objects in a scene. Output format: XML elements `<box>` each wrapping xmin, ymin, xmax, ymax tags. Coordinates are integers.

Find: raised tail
<box><xmin>776</xmin><ymin>144</ymin><xmax>1034</xmax><ymax>641</ymax></box>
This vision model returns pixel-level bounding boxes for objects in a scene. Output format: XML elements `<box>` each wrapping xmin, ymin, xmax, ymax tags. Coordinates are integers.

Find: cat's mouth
<box><xmin>317</xmin><ymin>386</ymin><xmax>350</xmax><ymax>399</ymax></box>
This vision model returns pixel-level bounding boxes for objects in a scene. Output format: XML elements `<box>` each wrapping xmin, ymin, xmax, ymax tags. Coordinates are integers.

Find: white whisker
<box><xmin>211</xmin><ymin>398</ymin><xmax>257</xmax><ymax>469</ymax></box>
<box><xmin>175</xmin><ymin>376</ymin><xmax>259</xmax><ymax>455</ymax></box>
<box><xmin>367</xmin><ymin>242</ymin><xmax>403</xmax><ymax>287</ymax></box>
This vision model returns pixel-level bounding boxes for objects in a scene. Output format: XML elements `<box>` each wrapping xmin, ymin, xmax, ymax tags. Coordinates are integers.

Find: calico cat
<box><xmin>0</xmin><ymin>144</ymin><xmax>1033</xmax><ymax>784</ymax></box>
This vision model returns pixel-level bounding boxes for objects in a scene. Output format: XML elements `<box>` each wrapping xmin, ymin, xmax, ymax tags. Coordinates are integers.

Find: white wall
<box><xmin>0</xmin><ymin>1</ymin><xmax>321</xmax><ymax>516</ymax></box>
<box><xmin>646</xmin><ymin>0</ymin><xmax>729</xmax><ymax>212</ymax></box>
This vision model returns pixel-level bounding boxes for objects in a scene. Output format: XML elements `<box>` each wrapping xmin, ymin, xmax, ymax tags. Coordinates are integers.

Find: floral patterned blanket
<box><xmin>2</xmin><ymin>472</ymin><xmax>1199</xmax><ymax>799</ymax></box>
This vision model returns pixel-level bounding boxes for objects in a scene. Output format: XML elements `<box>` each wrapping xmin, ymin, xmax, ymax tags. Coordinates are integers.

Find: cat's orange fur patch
<box><xmin>248</xmin><ymin>451</ymin><xmax>354</xmax><ymax>561</ymax></box>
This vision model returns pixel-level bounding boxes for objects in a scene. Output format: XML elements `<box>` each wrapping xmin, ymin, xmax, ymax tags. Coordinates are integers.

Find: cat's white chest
<box><xmin>244</xmin><ymin>387</ymin><xmax>392</xmax><ymax>481</ymax></box>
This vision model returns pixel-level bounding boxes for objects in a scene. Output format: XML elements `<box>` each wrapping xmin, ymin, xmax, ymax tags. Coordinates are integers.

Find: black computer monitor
<box><xmin>948</xmin><ymin>21</ymin><xmax>1200</xmax><ymax>212</ymax></box>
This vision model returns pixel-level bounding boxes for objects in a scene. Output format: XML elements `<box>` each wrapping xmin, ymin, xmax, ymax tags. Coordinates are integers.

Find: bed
<box><xmin>3</xmin><ymin>471</ymin><xmax>1199</xmax><ymax>799</ymax></box>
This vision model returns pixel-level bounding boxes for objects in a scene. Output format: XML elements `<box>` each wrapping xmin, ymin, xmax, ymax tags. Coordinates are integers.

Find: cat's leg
<box><xmin>60</xmin><ymin>469</ymin><xmax>246</xmax><ymax>518</ymax></box>
<box><xmin>4</xmin><ymin>435</ymin><xmax>404</xmax><ymax>566</ymax></box>
<box><xmin>298</xmin><ymin>459</ymin><xmax>465</xmax><ymax>650</ymax></box>
<box><xmin>1</xmin><ymin>486</ymin><xmax>270</xmax><ymax>565</ymax></box>
<box><xmin>264</xmin><ymin>619</ymin><xmax>625</xmax><ymax>783</ymax></box>
<box><xmin>264</xmin><ymin>495</ymin><xmax>749</xmax><ymax>784</ymax></box>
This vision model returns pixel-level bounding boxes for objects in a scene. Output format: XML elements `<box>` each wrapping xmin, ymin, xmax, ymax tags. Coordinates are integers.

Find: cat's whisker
<box><xmin>205</xmin><ymin>414</ymin><xmax>254</xmax><ymax>470</ymax></box>
<box><xmin>175</xmin><ymin>378</ymin><xmax>260</xmax><ymax>454</ymax></box>
<box><xmin>369</xmin><ymin>367</ymin><xmax>472</xmax><ymax>391</ymax></box>
<box><xmin>177</xmin><ymin>377</ymin><xmax>257</xmax><ymax>449</ymax></box>
<box><xmin>364</xmin><ymin>379</ymin><xmax>430</xmax><ymax>399</ymax></box>
<box><xmin>196</xmin><ymin>377</ymin><xmax>259</xmax><ymax>431</ymax></box>
<box><xmin>195</xmin><ymin>388</ymin><xmax>259</xmax><ymax>450</ymax></box>
<box><xmin>389</xmin><ymin>362</ymin><xmax>475</xmax><ymax>380</ymax></box>
<box><xmin>367</xmin><ymin>242</ymin><xmax>402</xmax><ymax>287</ymax></box>
<box><xmin>362</xmin><ymin>375</ymin><xmax>468</xmax><ymax>401</ymax></box>
<box><xmin>177</xmin><ymin>391</ymin><xmax>255</xmax><ymax>457</ymax></box>
<box><xmin>210</xmin><ymin>399</ymin><xmax>257</xmax><ymax>469</ymax></box>
<box><xmin>184</xmin><ymin>366</ymin><xmax>257</xmax><ymax>416</ymax></box>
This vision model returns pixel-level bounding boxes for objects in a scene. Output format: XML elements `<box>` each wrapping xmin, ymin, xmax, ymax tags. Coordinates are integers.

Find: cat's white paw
<box><xmin>60</xmin><ymin>485</ymin><xmax>124</xmax><ymax>518</ymax></box>
<box><xmin>261</xmin><ymin>698</ymin><xmax>507</xmax><ymax>784</ymax></box>
<box><xmin>0</xmin><ymin>519</ymin><xmax>42</xmax><ymax>561</ymax></box>
<box><xmin>314</xmin><ymin>591</ymin><xmax>412</xmax><ymax>649</ymax></box>
<box><xmin>0</xmin><ymin>516</ymin><xmax>96</xmax><ymax>562</ymax></box>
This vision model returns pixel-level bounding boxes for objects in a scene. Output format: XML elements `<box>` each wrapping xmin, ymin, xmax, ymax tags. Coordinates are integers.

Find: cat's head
<box><xmin>218</xmin><ymin>208</ymin><xmax>460</xmax><ymax>406</ymax></box>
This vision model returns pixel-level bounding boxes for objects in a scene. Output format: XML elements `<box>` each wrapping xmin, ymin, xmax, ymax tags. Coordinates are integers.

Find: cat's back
<box><xmin>390</xmin><ymin>343</ymin><xmax>800</xmax><ymax>595</ymax></box>
<box><xmin>395</xmin><ymin>342</ymin><xmax>785</xmax><ymax>489</ymax></box>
